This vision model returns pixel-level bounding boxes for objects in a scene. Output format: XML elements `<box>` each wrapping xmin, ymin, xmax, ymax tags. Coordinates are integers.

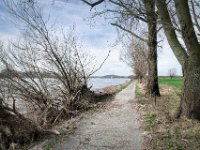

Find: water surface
<box><xmin>89</xmin><ymin>78</ymin><xmax>130</xmax><ymax>90</ymax></box>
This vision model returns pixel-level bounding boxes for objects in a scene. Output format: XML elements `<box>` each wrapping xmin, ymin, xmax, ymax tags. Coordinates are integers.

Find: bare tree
<box><xmin>168</xmin><ymin>68</ymin><xmax>177</xmax><ymax>79</ymax></box>
<box><xmin>0</xmin><ymin>0</ymin><xmax>109</xmax><ymax>148</ymax></box>
<box><xmin>80</xmin><ymin>0</ymin><xmax>160</xmax><ymax>96</ymax></box>
<box><xmin>121</xmin><ymin>39</ymin><xmax>148</xmax><ymax>83</ymax></box>
<box><xmin>190</xmin><ymin>0</ymin><xmax>200</xmax><ymax>35</ymax></box>
<box><xmin>156</xmin><ymin>0</ymin><xmax>200</xmax><ymax>120</ymax></box>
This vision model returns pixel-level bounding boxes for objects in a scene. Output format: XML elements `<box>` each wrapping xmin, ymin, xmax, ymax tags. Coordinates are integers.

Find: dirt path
<box><xmin>54</xmin><ymin>82</ymin><xmax>143</xmax><ymax>150</ymax></box>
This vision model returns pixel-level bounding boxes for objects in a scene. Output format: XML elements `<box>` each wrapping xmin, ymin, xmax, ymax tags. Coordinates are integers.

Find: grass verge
<box><xmin>111</xmin><ymin>81</ymin><xmax>131</xmax><ymax>95</ymax></box>
<box><xmin>135</xmin><ymin>83</ymin><xmax>146</xmax><ymax>104</ymax></box>
<box><xmin>136</xmin><ymin>78</ymin><xmax>200</xmax><ymax>150</ymax></box>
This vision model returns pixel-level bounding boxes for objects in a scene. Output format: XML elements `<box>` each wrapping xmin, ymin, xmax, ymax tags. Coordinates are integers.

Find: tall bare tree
<box><xmin>156</xmin><ymin>0</ymin><xmax>200</xmax><ymax>120</ymax></box>
<box><xmin>81</xmin><ymin>0</ymin><xmax>160</xmax><ymax>96</ymax></box>
<box><xmin>143</xmin><ymin>0</ymin><xmax>160</xmax><ymax>96</ymax></box>
<box><xmin>168</xmin><ymin>68</ymin><xmax>177</xmax><ymax>79</ymax></box>
<box><xmin>121</xmin><ymin>39</ymin><xmax>148</xmax><ymax>83</ymax></box>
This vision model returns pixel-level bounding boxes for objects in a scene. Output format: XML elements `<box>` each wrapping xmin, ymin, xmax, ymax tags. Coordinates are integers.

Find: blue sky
<box><xmin>0</xmin><ymin>0</ymin><xmax>182</xmax><ymax>76</ymax></box>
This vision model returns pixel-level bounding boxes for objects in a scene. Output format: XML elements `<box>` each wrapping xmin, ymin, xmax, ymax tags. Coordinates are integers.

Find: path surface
<box><xmin>54</xmin><ymin>82</ymin><xmax>143</xmax><ymax>150</ymax></box>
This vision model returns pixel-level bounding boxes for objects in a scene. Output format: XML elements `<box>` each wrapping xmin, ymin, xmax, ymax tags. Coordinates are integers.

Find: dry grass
<box><xmin>136</xmin><ymin>83</ymin><xmax>200</xmax><ymax>150</ymax></box>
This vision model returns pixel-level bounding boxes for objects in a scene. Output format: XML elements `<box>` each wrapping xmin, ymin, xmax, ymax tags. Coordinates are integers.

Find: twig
<box><xmin>88</xmin><ymin>50</ymin><xmax>110</xmax><ymax>76</ymax></box>
<box><xmin>81</xmin><ymin>0</ymin><xmax>105</xmax><ymax>10</ymax></box>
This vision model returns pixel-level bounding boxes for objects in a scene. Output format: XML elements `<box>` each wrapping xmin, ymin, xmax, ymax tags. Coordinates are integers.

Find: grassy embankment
<box><xmin>111</xmin><ymin>81</ymin><xmax>132</xmax><ymax>94</ymax></box>
<box><xmin>136</xmin><ymin>77</ymin><xmax>200</xmax><ymax>150</ymax></box>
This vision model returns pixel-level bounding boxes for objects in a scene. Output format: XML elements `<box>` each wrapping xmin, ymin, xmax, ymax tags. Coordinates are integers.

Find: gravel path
<box><xmin>54</xmin><ymin>82</ymin><xmax>143</xmax><ymax>150</ymax></box>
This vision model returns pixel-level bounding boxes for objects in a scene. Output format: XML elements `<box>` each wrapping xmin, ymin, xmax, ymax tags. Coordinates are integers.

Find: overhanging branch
<box><xmin>111</xmin><ymin>23</ymin><xmax>148</xmax><ymax>43</ymax></box>
<box><xmin>88</xmin><ymin>50</ymin><xmax>110</xmax><ymax>76</ymax></box>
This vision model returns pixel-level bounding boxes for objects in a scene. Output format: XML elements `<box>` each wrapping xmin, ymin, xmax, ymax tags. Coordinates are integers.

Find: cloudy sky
<box><xmin>0</xmin><ymin>0</ymin><xmax>182</xmax><ymax>76</ymax></box>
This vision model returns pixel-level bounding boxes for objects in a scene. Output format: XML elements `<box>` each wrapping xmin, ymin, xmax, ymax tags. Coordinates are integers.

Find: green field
<box><xmin>159</xmin><ymin>77</ymin><xmax>183</xmax><ymax>90</ymax></box>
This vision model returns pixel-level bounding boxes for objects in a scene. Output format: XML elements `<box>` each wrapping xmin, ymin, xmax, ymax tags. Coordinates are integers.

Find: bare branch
<box><xmin>190</xmin><ymin>0</ymin><xmax>200</xmax><ymax>33</ymax></box>
<box><xmin>111</xmin><ymin>23</ymin><xmax>148</xmax><ymax>43</ymax></box>
<box><xmin>81</xmin><ymin>0</ymin><xmax>105</xmax><ymax>10</ymax></box>
<box><xmin>88</xmin><ymin>50</ymin><xmax>110</xmax><ymax>76</ymax></box>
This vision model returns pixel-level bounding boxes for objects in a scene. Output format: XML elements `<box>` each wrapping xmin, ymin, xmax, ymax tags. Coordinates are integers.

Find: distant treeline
<box><xmin>0</xmin><ymin>69</ymin><xmax>182</xmax><ymax>79</ymax></box>
<box><xmin>91</xmin><ymin>75</ymin><xmax>133</xmax><ymax>79</ymax></box>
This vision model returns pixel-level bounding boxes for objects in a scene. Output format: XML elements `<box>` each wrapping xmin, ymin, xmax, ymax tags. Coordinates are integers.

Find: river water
<box><xmin>2</xmin><ymin>77</ymin><xmax>130</xmax><ymax>114</ymax></box>
<box><xmin>89</xmin><ymin>78</ymin><xmax>130</xmax><ymax>90</ymax></box>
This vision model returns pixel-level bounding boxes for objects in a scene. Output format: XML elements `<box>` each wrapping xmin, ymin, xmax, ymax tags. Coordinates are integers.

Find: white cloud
<box><xmin>0</xmin><ymin>0</ymin><xmax>182</xmax><ymax>76</ymax></box>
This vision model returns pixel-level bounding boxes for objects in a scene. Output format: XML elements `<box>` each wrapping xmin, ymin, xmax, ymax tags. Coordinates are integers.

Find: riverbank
<box><xmin>95</xmin><ymin>80</ymin><xmax>131</xmax><ymax>94</ymax></box>
<box><xmin>29</xmin><ymin>81</ymin><xmax>132</xmax><ymax>150</ymax></box>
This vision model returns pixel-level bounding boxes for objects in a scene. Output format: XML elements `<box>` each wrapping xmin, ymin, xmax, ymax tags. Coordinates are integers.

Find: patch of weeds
<box><xmin>135</xmin><ymin>84</ymin><xmax>145</xmax><ymax>104</ymax></box>
<box><xmin>82</xmin><ymin>106</ymin><xmax>98</xmax><ymax>118</ymax></box>
<box><xmin>135</xmin><ymin>84</ymin><xmax>141</xmax><ymax>97</ymax></box>
<box><xmin>144</xmin><ymin>112</ymin><xmax>156</xmax><ymax>131</ymax></box>
<box><xmin>152</xmin><ymin>128</ymin><xmax>186</xmax><ymax>150</ymax></box>
<box><xmin>44</xmin><ymin>128</ymin><xmax>74</xmax><ymax>150</ymax></box>
<box><xmin>175</xmin><ymin>89</ymin><xmax>182</xmax><ymax>97</ymax></box>
<box><xmin>167</xmin><ymin>94</ymin><xmax>180</xmax><ymax>118</ymax></box>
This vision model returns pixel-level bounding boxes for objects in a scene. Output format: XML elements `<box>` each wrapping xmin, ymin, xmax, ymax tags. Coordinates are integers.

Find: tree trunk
<box><xmin>180</xmin><ymin>56</ymin><xmax>200</xmax><ymax>119</ymax></box>
<box><xmin>155</xmin><ymin>0</ymin><xmax>188</xmax><ymax>66</ymax></box>
<box><xmin>143</xmin><ymin>0</ymin><xmax>160</xmax><ymax>96</ymax></box>
<box><xmin>182</xmin><ymin>67</ymin><xmax>185</xmax><ymax>77</ymax></box>
<box><xmin>174</xmin><ymin>0</ymin><xmax>200</xmax><ymax>120</ymax></box>
<box><xmin>156</xmin><ymin>0</ymin><xmax>200</xmax><ymax>120</ymax></box>
<box><xmin>147</xmin><ymin>30</ymin><xmax>160</xmax><ymax>96</ymax></box>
